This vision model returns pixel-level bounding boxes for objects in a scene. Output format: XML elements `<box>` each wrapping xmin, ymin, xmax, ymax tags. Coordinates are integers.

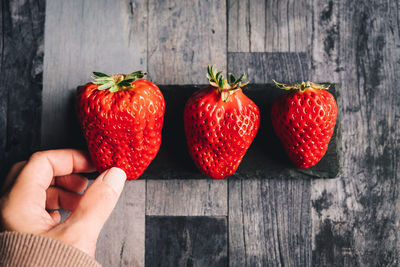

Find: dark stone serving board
<box><xmin>140</xmin><ymin>83</ymin><xmax>342</xmax><ymax>179</ymax></box>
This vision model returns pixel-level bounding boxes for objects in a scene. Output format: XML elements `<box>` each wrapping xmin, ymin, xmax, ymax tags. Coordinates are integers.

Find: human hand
<box><xmin>0</xmin><ymin>149</ymin><xmax>126</xmax><ymax>257</ymax></box>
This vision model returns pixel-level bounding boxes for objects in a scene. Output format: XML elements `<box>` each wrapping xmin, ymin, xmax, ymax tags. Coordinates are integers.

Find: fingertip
<box><xmin>109</xmin><ymin>167</ymin><xmax>127</xmax><ymax>179</ymax></box>
<box><xmin>73</xmin><ymin>175</ymin><xmax>89</xmax><ymax>193</ymax></box>
<box><xmin>70</xmin><ymin>149</ymin><xmax>97</xmax><ymax>173</ymax></box>
<box><xmin>80</xmin><ymin>176</ymin><xmax>90</xmax><ymax>192</ymax></box>
<box><xmin>101</xmin><ymin>167</ymin><xmax>126</xmax><ymax>195</ymax></box>
<box><xmin>49</xmin><ymin>211</ymin><xmax>61</xmax><ymax>224</ymax></box>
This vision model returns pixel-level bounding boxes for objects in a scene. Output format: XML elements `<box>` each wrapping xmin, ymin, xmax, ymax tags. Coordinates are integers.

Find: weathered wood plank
<box><xmin>310</xmin><ymin>0</ymin><xmax>340</xmax><ymax>83</ymax></box>
<box><xmin>145</xmin><ymin>0</ymin><xmax>228</xmax><ymax>218</ymax></box>
<box><xmin>0</xmin><ymin>0</ymin><xmax>8</xmax><ymax>181</ymax></box>
<box><xmin>145</xmin><ymin>216</ymin><xmax>228</xmax><ymax>266</ymax></box>
<box><xmin>0</xmin><ymin>0</ymin><xmax>45</xmax><ymax>180</ymax></box>
<box><xmin>96</xmin><ymin>181</ymin><xmax>146</xmax><ymax>267</ymax></box>
<box><xmin>42</xmin><ymin>1</ymin><xmax>148</xmax><ymax>266</ymax></box>
<box><xmin>147</xmin><ymin>0</ymin><xmax>226</xmax><ymax>84</ymax></box>
<box><xmin>146</xmin><ymin>180</ymin><xmax>227</xmax><ymax>216</ymax></box>
<box><xmin>228</xmin><ymin>0</ymin><xmax>310</xmax><ymax>52</ymax></box>
<box><xmin>228</xmin><ymin>52</ymin><xmax>309</xmax><ymax>83</ymax></box>
<box><xmin>227</xmin><ymin>0</ymin><xmax>251</xmax><ymax>52</ymax></box>
<box><xmin>229</xmin><ymin>179</ymin><xmax>312</xmax><ymax>266</ymax></box>
<box><xmin>311</xmin><ymin>0</ymin><xmax>400</xmax><ymax>265</ymax></box>
<box><xmin>42</xmin><ymin>0</ymin><xmax>147</xmax><ymax>148</ymax></box>
<box><xmin>227</xmin><ymin>52</ymin><xmax>312</xmax><ymax>266</ymax></box>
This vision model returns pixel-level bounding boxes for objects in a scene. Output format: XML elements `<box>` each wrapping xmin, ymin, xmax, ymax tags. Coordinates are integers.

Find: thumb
<box><xmin>65</xmin><ymin>167</ymin><xmax>126</xmax><ymax>238</ymax></box>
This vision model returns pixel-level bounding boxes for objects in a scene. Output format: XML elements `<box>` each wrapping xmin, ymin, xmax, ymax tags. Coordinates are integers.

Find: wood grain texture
<box><xmin>146</xmin><ymin>180</ymin><xmax>227</xmax><ymax>216</ymax></box>
<box><xmin>0</xmin><ymin>0</ymin><xmax>45</xmax><ymax>179</ymax></box>
<box><xmin>145</xmin><ymin>216</ymin><xmax>228</xmax><ymax>267</ymax></box>
<box><xmin>228</xmin><ymin>52</ymin><xmax>309</xmax><ymax>82</ymax></box>
<box><xmin>147</xmin><ymin>0</ymin><xmax>226</xmax><ymax>84</ymax></box>
<box><xmin>310</xmin><ymin>0</ymin><xmax>400</xmax><ymax>265</ymax></box>
<box><xmin>96</xmin><ymin>181</ymin><xmax>146</xmax><ymax>267</ymax></box>
<box><xmin>227</xmin><ymin>52</ymin><xmax>312</xmax><ymax>266</ymax></box>
<box><xmin>228</xmin><ymin>0</ymin><xmax>310</xmax><ymax>52</ymax></box>
<box><xmin>42</xmin><ymin>0</ymin><xmax>147</xmax><ymax>148</ymax></box>
<box><xmin>229</xmin><ymin>179</ymin><xmax>311</xmax><ymax>266</ymax></box>
<box><xmin>0</xmin><ymin>1</ymin><xmax>5</xmax><ymax>179</ymax></box>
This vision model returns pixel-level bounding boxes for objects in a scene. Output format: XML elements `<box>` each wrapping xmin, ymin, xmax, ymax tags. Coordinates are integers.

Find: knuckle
<box><xmin>29</xmin><ymin>151</ymin><xmax>46</xmax><ymax>162</ymax></box>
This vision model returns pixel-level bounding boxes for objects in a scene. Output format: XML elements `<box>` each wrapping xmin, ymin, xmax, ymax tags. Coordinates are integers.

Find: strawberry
<box><xmin>184</xmin><ymin>66</ymin><xmax>260</xmax><ymax>179</ymax></box>
<box><xmin>271</xmin><ymin>81</ymin><xmax>337</xmax><ymax>169</ymax></box>
<box><xmin>77</xmin><ymin>71</ymin><xmax>165</xmax><ymax>180</ymax></box>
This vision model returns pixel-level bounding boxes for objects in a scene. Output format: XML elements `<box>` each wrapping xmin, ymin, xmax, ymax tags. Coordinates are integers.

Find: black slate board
<box><xmin>140</xmin><ymin>83</ymin><xmax>342</xmax><ymax>179</ymax></box>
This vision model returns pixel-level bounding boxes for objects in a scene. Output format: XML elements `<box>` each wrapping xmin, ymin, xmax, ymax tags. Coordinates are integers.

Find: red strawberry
<box><xmin>77</xmin><ymin>71</ymin><xmax>165</xmax><ymax>180</ymax></box>
<box><xmin>184</xmin><ymin>66</ymin><xmax>260</xmax><ymax>179</ymax></box>
<box><xmin>271</xmin><ymin>81</ymin><xmax>337</xmax><ymax>169</ymax></box>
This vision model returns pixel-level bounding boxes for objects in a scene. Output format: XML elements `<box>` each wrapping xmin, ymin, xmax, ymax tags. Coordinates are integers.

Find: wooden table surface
<box><xmin>1</xmin><ymin>0</ymin><xmax>399</xmax><ymax>266</ymax></box>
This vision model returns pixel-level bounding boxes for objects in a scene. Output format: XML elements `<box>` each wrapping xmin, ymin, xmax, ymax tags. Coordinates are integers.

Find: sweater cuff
<box><xmin>0</xmin><ymin>231</ymin><xmax>101</xmax><ymax>267</ymax></box>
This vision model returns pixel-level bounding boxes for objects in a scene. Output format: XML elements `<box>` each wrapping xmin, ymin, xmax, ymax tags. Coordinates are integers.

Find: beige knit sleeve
<box><xmin>0</xmin><ymin>231</ymin><xmax>101</xmax><ymax>267</ymax></box>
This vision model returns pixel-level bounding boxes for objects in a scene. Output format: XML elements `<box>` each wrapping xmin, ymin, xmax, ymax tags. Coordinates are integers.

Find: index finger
<box><xmin>14</xmin><ymin>149</ymin><xmax>96</xmax><ymax>191</ymax></box>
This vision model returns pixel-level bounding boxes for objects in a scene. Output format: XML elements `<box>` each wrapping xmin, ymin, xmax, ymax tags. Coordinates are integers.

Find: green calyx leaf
<box><xmin>97</xmin><ymin>81</ymin><xmax>115</xmax><ymax>90</ymax></box>
<box><xmin>310</xmin><ymin>82</ymin><xmax>331</xmax><ymax>90</ymax></box>
<box><xmin>118</xmin><ymin>79</ymin><xmax>135</xmax><ymax>87</ymax></box>
<box><xmin>207</xmin><ymin>65</ymin><xmax>249</xmax><ymax>102</ymax></box>
<box><xmin>92</xmin><ymin>71</ymin><xmax>147</xmax><ymax>92</ymax></box>
<box><xmin>125</xmin><ymin>71</ymin><xmax>147</xmax><ymax>80</ymax></box>
<box><xmin>273</xmin><ymin>80</ymin><xmax>330</xmax><ymax>92</ymax></box>
<box><xmin>93</xmin><ymin>71</ymin><xmax>109</xmax><ymax>77</ymax></box>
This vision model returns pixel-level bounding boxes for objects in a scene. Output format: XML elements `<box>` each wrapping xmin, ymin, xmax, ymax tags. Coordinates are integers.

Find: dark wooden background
<box><xmin>1</xmin><ymin>0</ymin><xmax>399</xmax><ymax>266</ymax></box>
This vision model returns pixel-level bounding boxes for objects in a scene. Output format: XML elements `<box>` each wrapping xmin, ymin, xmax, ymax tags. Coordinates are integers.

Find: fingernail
<box><xmin>102</xmin><ymin>167</ymin><xmax>126</xmax><ymax>195</ymax></box>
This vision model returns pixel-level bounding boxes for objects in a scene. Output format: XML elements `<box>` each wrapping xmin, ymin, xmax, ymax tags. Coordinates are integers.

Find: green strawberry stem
<box><xmin>207</xmin><ymin>65</ymin><xmax>249</xmax><ymax>102</ymax></box>
<box><xmin>273</xmin><ymin>80</ymin><xmax>330</xmax><ymax>92</ymax></box>
<box><xmin>92</xmin><ymin>71</ymin><xmax>147</xmax><ymax>92</ymax></box>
